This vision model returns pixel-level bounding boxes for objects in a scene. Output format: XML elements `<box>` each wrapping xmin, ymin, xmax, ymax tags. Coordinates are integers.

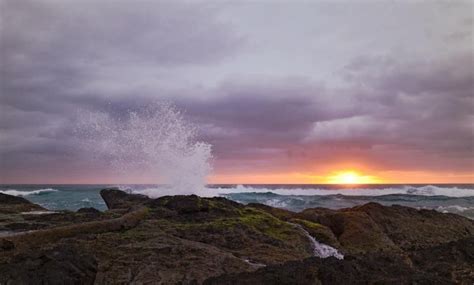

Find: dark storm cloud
<box><xmin>0</xmin><ymin>0</ymin><xmax>243</xmax><ymax>180</ymax></box>
<box><xmin>0</xmin><ymin>0</ymin><xmax>472</xmax><ymax>182</ymax></box>
<box><xmin>344</xmin><ymin>54</ymin><xmax>473</xmax><ymax>96</ymax></box>
<box><xmin>1</xmin><ymin>0</ymin><xmax>242</xmax><ymax>111</ymax></box>
<box><xmin>301</xmin><ymin>53</ymin><xmax>474</xmax><ymax>171</ymax></box>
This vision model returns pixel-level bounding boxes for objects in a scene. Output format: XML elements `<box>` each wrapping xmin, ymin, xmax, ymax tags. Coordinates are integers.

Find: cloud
<box><xmin>1</xmin><ymin>0</ymin><xmax>242</xmax><ymax>111</ymax></box>
<box><xmin>0</xmin><ymin>0</ymin><xmax>472</xmax><ymax>182</ymax></box>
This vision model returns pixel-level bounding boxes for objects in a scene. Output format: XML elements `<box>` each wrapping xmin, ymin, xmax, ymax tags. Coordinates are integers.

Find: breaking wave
<box><xmin>209</xmin><ymin>184</ymin><xmax>474</xmax><ymax>197</ymax></box>
<box><xmin>0</xmin><ymin>188</ymin><xmax>58</xmax><ymax>197</ymax></box>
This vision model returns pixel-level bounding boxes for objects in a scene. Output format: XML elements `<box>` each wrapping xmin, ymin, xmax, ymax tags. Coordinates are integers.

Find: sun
<box><xmin>326</xmin><ymin>171</ymin><xmax>377</xmax><ymax>184</ymax></box>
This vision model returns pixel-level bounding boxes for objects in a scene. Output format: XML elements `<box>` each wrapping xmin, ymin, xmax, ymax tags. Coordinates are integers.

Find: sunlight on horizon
<box><xmin>326</xmin><ymin>171</ymin><xmax>379</xmax><ymax>184</ymax></box>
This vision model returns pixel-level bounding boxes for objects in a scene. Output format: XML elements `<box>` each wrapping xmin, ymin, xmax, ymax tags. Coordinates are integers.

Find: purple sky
<box><xmin>0</xmin><ymin>0</ymin><xmax>473</xmax><ymax>183</ymax></box>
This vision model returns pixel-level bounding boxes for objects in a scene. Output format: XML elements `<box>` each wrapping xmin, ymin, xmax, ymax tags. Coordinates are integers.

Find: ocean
<box><xmin>1</xmin><ymin>184</ymin><xmax>473</xmax><ymax>219</ymax></box>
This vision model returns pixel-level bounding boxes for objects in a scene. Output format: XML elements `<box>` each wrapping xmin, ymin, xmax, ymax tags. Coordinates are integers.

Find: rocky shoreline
<box><xmin>1</xmin><ymin>189</ymin><xmax>473</xmax><ymax>284</ymax></box>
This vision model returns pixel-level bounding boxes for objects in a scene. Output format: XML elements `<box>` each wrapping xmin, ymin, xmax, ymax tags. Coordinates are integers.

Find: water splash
<box><xmin>291</xmin><ymin>223</ymin><xmax>344</xmax><ymax>260</ymax></box>
<box><xmin>75</xmin><ymin>102</ymin><xmax>213</xmax><ymax>195</ymax></box>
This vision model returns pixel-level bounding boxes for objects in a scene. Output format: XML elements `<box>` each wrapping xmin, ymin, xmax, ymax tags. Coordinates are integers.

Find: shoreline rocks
<box><xmin>0</xmin><ymin>193</ymin><xmax>46</xmax><ymax>214</ymax></box>
<box><xmin>0</xmin><ymin>189</ymin><xmax>473</xmax><ymax>284</ymax></box>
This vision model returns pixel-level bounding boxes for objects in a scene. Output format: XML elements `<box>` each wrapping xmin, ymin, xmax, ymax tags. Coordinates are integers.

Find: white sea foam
<box><xmin>20</xmin><ymin>211</ymin><xmax>57</xmax><ymax>215</ymax></box>
<box><xmin>0</xmin><ymin>188</ymin><xmax>58</xmax><ymax>197</ymax></box>
<box><xmin>208</xmin><ymin>185</ymin><xmax>474</xmax><ymax>198</ymax></box>
<box><xmin>124</xmin><ymin>184</ymin><xmax>473</xmax><ymax>199</ymax></box>
<box><xmin>435</xmin><ymin>205</ymin><xmax>474</xmax><ymax>213</ymax></box>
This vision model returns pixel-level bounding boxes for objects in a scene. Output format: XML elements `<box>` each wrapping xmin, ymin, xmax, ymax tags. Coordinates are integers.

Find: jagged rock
<box><xmin>300</xmin><ymin>210</ymin><xmax>401</xmax><ymax>255</ymax></box>
<box><xmin>206</xmin><ymin>238</ymin><xmax>474</xmax><ymax>285</ymax></box>
<box><xmin>204</xmin><ymin>254</ymin><xmax>447</xmax><ymax>285</ymax></box>
<box><xmin>408</xmin><ymin>237</ymin><xmax>474</xmax><ymax>283</ymax></box>
<box><xmin>288</xmin><ymin>218</ymin><xmax>340</xmax><ymax>249</ymax></box>
<box><xmin>100</xmin><ymin>188</ymin><xmax>150</xmax><ymax>209</ymax></box>
<box><xmin>0</xmin><ymin>193</ymin><xmax>46</xmax><ymax>214</ymax></box>
<box><xmin>77</xmin><ymin>207</ymin><xmax>101</xmax><ymax>214</ymax></box>
<box><xmin>0</xmin><ymin>239</ymin><xmax>14</xmax><ymax>251</ymax></box>
<box><xmin>1</xmin><ymin>190</ymin><xmax>473</xmax><ymax>284</ymax></box>
<box><xmin>7</xmin><ymin>207</ymin><xmax>148</xmax><ymax>250</ymax></box>
<box><xmin>0</xmin><ymin>244</ymin><xmax>97</xmax><ymax>284</ymax></box>
<box><xmin>297</xmin><ymin>202</ymin><xmax>474</xmax><ymax>256</ymax></box>
<box><xmin>246</xmin><ymin>203</ymin><xmax>296</xmax><ymax>220</ymax></box>
<box><xmin>351</xmin><ymin>202</ymin><xmax>474</xmax><ymax>250</ymax></box>
<box><xmin>155</xmin><ymin>204</ymin><xmax>315</xmax><ymax>264</ymax></box>
<box><xmin>92</xmin><ymin>228</ymin><xmax>255</xmax><ymax>284</ymax></box>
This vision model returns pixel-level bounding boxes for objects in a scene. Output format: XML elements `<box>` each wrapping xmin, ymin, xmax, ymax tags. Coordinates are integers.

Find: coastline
<box><xmin>1</xmin><ymin>189</ymin><xmax>473</xmax><ymax>284</ymax></box>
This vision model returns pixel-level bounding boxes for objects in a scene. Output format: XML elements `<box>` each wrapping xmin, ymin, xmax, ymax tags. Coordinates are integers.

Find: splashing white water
<box><xmin>292</xmin><ymin>223</ymin><xmax>344</xmax><ymax>260</ymax></box>
<box><xmin>76</xmin><ymin>102</ymin><xmax>213</xmax><ymax>195</ymax></box>
<box><xmin>0</xmin><ymin>189</ymin><xmax>58</xmax><ymax>196</ymax></box>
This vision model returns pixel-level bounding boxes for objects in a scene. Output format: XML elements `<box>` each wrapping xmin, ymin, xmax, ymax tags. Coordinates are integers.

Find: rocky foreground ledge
<box><xmin>0</xmin><ymin>190</ymin><xmax>473</xmax><ymax>284</ymax></box>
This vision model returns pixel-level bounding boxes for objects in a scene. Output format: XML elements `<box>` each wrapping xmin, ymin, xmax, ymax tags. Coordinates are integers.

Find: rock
<box><xmin>0</xmin><ymin>244</ymin><xmax>97</xmax><ymax>284</ymax></box>
<box><xmin>204</xmin><ymin>253</ymin><xmax>448</xmax><ymax>285</ymax></box>
<box><xmin>1</xmin><ymin>190</ymin><xmax>473</xmax><ymax>284</ymax></box>
<box><xmin>0</xmin><ymin>238</ymin><xmax>14</xmax><ymax>251</ymax></box>
<box><xmin>352</xmin><ymin>202</ymin><xmax>474</xmax><ymax>250</ymax></box>
<box><xmin>298</xmin><ymin>209</ymin><xmax>401</xmax><ymax>255</ymax></box>
<box><xmin>0</xmin><ymin>193</ymin><xmax>46</xmax><ymax>214</ymax></box>
<box><xmin>156</xmin><ymin>204</ymin><xmax>315</xmax><ymax>265</ymax></box>
<box><xmin>7</xmin><ymin>207</ymin><xmax>148</xmax><ymax>250</ymax></box>
<box><xmin>152</xmin><ymin>195</ymin><xmax>244</xmax><ymax>221</ymax></box>
<box><xmin>408</xmin><ymin>237</ymin><xmax>474</xmax><ymax>283</ymax></box>
<box><xmin>247</xmin><ymin>203</ymin><xmax>296</xmax><ymax>221</ymax></box>
<box><xmin>297</xmin><ymin>202</ymin><xmax>474</xmax><ymax>256</ymax></box>
<box><xmin>92</xmin><ymin>228</ymin><xmax>255</xmax><ymax>284</ymax></box>
<box><xmin>204</xmin><ymin>256</ymin><xmax>322</xmax><ymax>285</ymax></box>
<box><xmin>100</xmin><ymin>188</ymin><xmax>150</xmax><ymax>209</ymax></box>
<box><xmin>77</xmin><ymin>207</ymin><xmax>101</xmax><ymax>214</ymax></box>
<box><xmin>288</xmin><ymin>218</ymin><xmax>340</xmax><ymax>249</ymax></box>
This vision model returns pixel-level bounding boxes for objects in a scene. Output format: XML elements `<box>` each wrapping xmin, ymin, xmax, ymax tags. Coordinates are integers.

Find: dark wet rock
<box><xmin>100</xmin><ymin>188</ymin><xmax>150</xmax><ymax>209</ymax></box>
<box><xmin>288</xmin><ymin>218</ymin><xmax>340</xmax><ymax>249</ymax></box>
<box><xmin>0</xmin><ymin>193</ymin><xmax>32</xmax><ymax>205</ymax></box>
<box><xmin>352</xmin><ymin>202</ymin><xmax>474</xmax><ymax>250</ymax></box>
<box><xmin>300</xmin><ymin>210</ymin><xmax>401</xmax><ymax>255</ymax></box>
<box><xmin>408</xmin><ymin>237</ymin><xmax>474</xmax><ymax>283</ymax></box>
<box><xmin>4</xmin><ymin>222</ymin><xmax>49</xmax><ymax>231</ymax></box>
<box><xmin>77</xmin><ymin>207</ymin><xmax>101</xmax><ymax>214</ymax></box>
<box><xmin>0</xmin><ymin>244</ymin><xmax>97</xmax><ymax>284</ymax></box>
<box><xmin>155</xmin><ymin>204</ymin><xmax>314</xmax><ymax>265</ymax></box>
<box><xmin>0</xmin><ymin>193</ymin><xmax>46</xmax><ymax>214</ymax></box>
<box><xmin>91</xmin><ymin>225</ymin><xmax>254</xmax><ymax>284</ymax></box>
<box><xmin>0</xmin><ymin>238</ymin><xmax>14</xmax><ymax>251</ymax></box>
<box><xmin>7</xmin><ymin>207</ymin><xmax>148</xmax><ymax>250</ymax></box>
<box><xmin>297</xmin><ymin>202</ymin><xmax>474</xmax><ymax>256</ymax></box>
<box><xmin>153</xmin><ymin>195</ymin><xmax>244</xmax><ymax>222</ymax></box>
<box><xmin>0</xmin><ymin>190</ymin><xmax>473</xmax><ymax>284</ymax></box>
<box><xmin>246</xmin><ymin>203</ymin><xmax>296</xmax><ymax>220</ymax></box>
<box><xmin>204</xmin><ymin>253</ymin><xmax>448</xmax><ymax>285</ymax></box>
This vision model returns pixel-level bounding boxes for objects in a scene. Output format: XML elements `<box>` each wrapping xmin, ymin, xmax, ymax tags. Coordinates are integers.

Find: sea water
<box><xmin>1</xmin><ymin>184</ymin><xmax>473</xmax><ymax>219</ymax></box>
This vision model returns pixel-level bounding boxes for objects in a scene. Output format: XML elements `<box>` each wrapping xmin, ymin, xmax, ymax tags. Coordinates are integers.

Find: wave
<box><xmin>0</xmin><ymin>188</ymin><xmax>58</xmax><ymax>197</ymax></box>
<box><xmin>123</xmin><ymin>184</ymin><xmax>474</xmax><ymax>199</ymax></box>
<box><xmin>208</xmin><ymin>185</ymin><xmax>474</xmax><ymax>198</ymax></box>
<box><xmin>435</xmin><ymin>205</ymin><xmax>474</xmax><ymax>213</ymax></box>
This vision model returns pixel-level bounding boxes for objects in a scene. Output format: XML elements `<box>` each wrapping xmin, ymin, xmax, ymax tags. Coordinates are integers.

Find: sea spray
<box><xmin>75</xmin><ymin>102</ymin><xmax>213</xmax><ymax>196</ymax></box>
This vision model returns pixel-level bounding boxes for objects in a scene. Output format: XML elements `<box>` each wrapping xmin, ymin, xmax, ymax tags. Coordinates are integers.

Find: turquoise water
<box><xmin>1</xmin><ymin>184</ymin><xmax>473</xmax><ymax>219</ymax></box>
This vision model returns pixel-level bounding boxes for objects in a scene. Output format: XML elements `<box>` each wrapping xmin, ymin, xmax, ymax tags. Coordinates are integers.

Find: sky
<box><xmin>0</xmin><ymin>0</ymin><xmax>473</xmax><ymax>184</ymax></box>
